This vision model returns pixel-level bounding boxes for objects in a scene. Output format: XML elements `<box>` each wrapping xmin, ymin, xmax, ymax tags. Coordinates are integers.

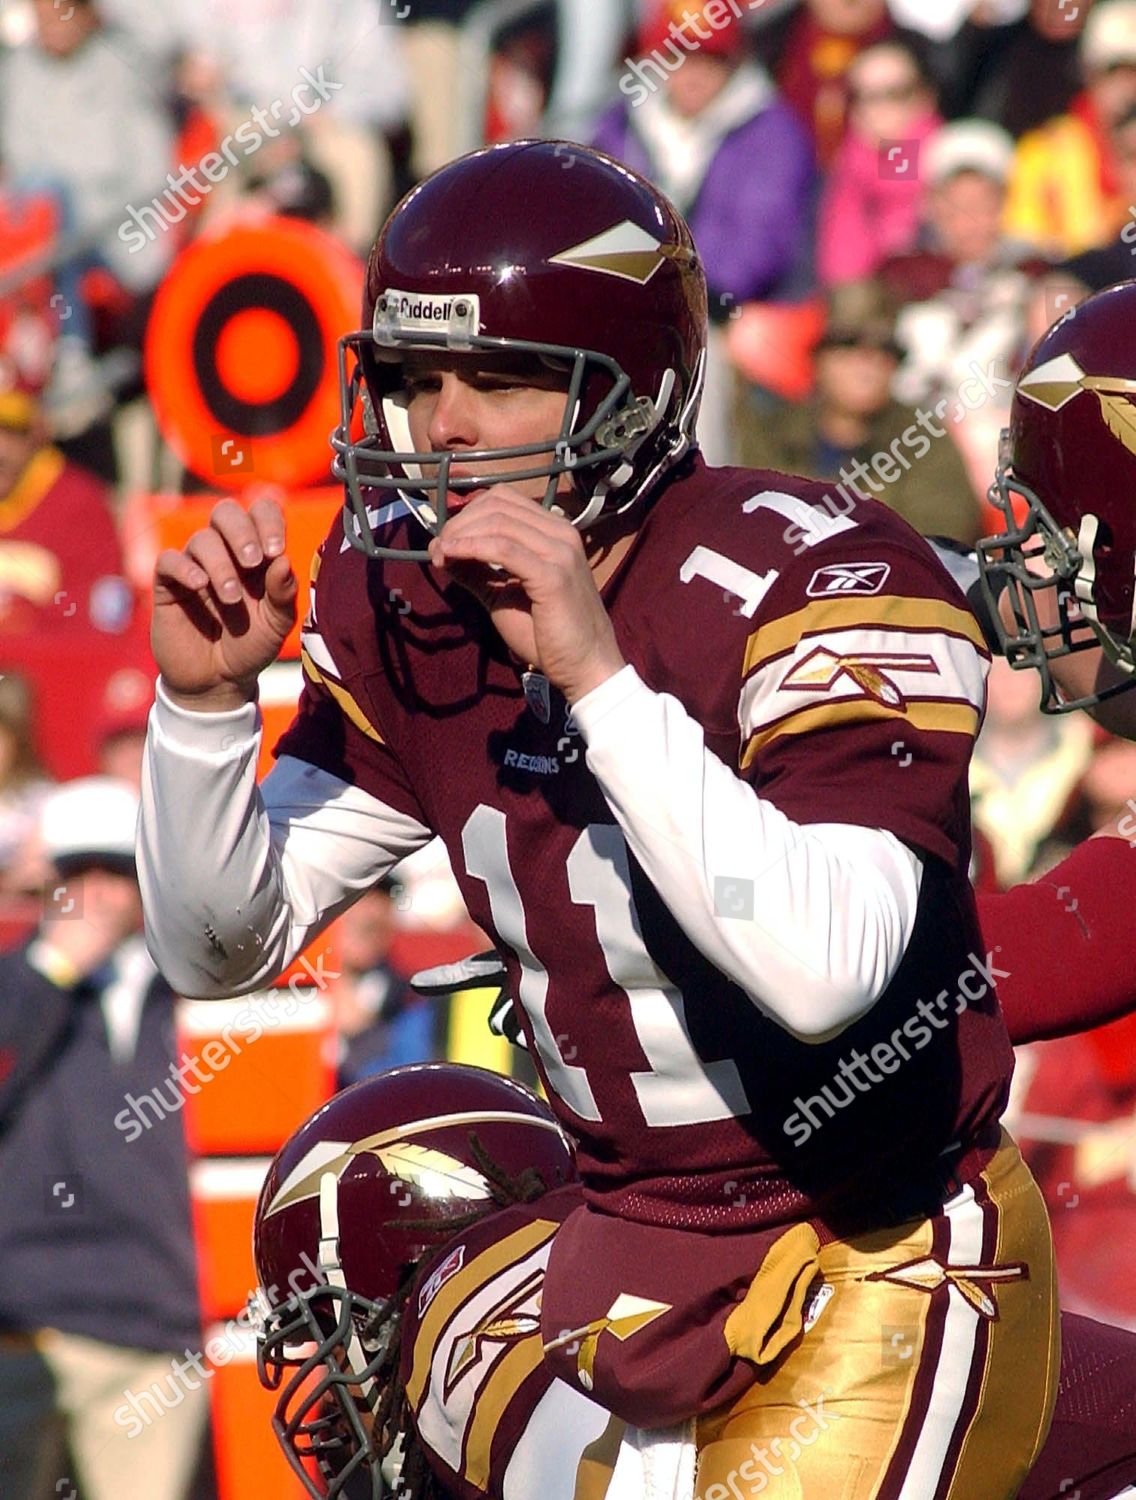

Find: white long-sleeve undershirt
<box><xmin>138</xmin><ymin>681</ymin><xmax>432</xmax><ymax>998</ymax></box>
<box><xmin>140</xmin><ymin>667</ymin><xmax>922</xmax><ymax>1036</ymax></box>
<box><xmin>571</xmin><ymin>665</ymin><xmax>924</xmax><ymax>1042</ymax></box>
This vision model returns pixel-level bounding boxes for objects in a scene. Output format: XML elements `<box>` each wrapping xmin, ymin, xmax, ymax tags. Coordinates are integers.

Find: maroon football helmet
<box><xmin>330</xmin><ymin>140</ymin><xmax>708</xmax><ymax>560</ymax></box>
<box><xmin>253</xmin><ymin>1063</ymin><xmax>575</xmax><ymax>1498</ymax></box>
<box><xmin>978</xmin><ymin>281</ymin><xmax>1136</xmax><ymax>712</ymax></box>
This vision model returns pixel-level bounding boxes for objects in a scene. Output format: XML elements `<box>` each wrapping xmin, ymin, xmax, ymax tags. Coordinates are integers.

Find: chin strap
<box><xmin>318</xmin><ymin>1172</ymin><xmax>381</xmax><ymax>1408</ymax></box>
<box><xmin>575</xmin><ymin>368</ymin><xmax>680</xmax><ymax>530</ymax></box>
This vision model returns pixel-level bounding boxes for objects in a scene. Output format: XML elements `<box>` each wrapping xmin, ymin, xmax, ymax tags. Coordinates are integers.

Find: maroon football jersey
<box><xmin>1019</xmin><ymin>1312</ymin><xmax>1136</xmax><ymax>1500</ymax></box>
<box><xmin>277</xmin><ymin>457</ymin><xmax>1012</xmax><ymax>1233</ymax></box>
<box><xmin>0</xmin><ymin>447</ymin><xmax>131</xmax><ymax>634</ymax></box>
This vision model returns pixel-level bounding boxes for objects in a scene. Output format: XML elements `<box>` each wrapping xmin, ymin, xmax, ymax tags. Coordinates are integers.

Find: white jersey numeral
<box><xmin>678</xmin><ymin>545</ymin><xmax>778</xmax><ymax>618</ymax></box>
<box><xmin>462</xmin><ymin>808</ymin><xmax>750</xmax><ymax>1129</ymax></box>
<box><xmin>741</xmin><ymin>488</ymin><xmax>856</xmax><ymax>546</ymax></box>
<box><xmin>463</xmin><ymin>805</ymin><xmax>600</xmax><ymax>1121</ymax></box>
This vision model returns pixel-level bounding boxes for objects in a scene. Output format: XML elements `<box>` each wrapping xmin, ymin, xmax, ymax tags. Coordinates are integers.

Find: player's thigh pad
<box><xmin>695</xmin><ymin>1132</ymin><xmax>1059</xmax><ymax>1500</ymax></box>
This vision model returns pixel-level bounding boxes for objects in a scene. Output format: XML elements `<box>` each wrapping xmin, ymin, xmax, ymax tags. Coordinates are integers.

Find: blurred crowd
<box><xmin>2</xmin><ymin>0</ymin><xmax>1135</xmax><ymax>916</ymax></box>
<box><xmin>0</xmin><ymin>4</ymin><xmax>1134</xmax><ymax>1494</ymax></box>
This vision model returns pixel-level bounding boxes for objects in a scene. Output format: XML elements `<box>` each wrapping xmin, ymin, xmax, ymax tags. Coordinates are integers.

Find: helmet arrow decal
<box><xmin>263</xmin><ymin>1108</ymin><xmax>565</xmax><ymax>1216</ymax></box>
<box><xmin>549</xmin><ymin>220</ymin><xmax>674</xmax><ymax>285</ymax></box>
<box><xmin>1018</xmin><ymin>353</ymin><xmax>1136</xmax><ymax>459</ymax></box>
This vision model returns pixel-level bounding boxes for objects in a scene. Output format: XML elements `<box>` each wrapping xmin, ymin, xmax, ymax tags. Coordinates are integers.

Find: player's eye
<box><xmin>475</xmin><ymin>377</ymin><xmax>527</xmax><ymax>394</ymax></box>
<box><xmin>403</xmin><ymin>374</ymin><xmax>442</xmax><ymax>399</ymax></box>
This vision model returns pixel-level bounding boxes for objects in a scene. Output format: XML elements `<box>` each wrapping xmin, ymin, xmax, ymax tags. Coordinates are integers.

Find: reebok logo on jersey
<box><xmin>806</xmin><ymin>562</ymin><xmax>891</xmax><ymax>597</ymax></box>
<box><xmin>418</xmin><ymin>1244</ymin><xmax>465</xmax><ymax>1317</ymax></box>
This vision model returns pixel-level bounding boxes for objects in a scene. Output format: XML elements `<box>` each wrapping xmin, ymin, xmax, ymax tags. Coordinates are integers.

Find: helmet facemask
<box><xmin>330</xmin><ymin>303</ymin><xmax>695</xmax><ymax>563</ymax></box>
<box><xmin>257</xmin><ymin>1169</ymin><xmax>409</xmax><ymax>1499</ymax></box>
<box><xmin>978</xmin><ymin>431</ymin><xmax>1136</xmax><ymax>713</ymax></box>
<box><xmin>258</xmin><ymin>1281</ymin><xmax>397</xmax><ymax>1499</ymax></box>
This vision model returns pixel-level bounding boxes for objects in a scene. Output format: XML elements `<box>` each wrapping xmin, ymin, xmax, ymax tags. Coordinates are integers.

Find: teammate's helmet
<box><xmin>978</xmin><ymin>281</ymin><xmax>1136</xmax><ymax>711</ymax></box>
<box><xmin>330</xmin><ymin>140</ymin><xmax>708</xmax><ymax>560</ymax></box>
<box><xmin>254</xmin><ymin>1063</ymin><xmax>575</xmax><ymax>1498</ymax></box>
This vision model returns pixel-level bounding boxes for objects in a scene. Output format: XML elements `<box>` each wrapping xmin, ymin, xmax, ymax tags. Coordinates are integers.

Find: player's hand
<box><xmin>427</xmin><ymin>487</ymin><xmax>626</xmax><ymax>703</ymax></box>
<box><xmin>152</xmin><ymin>496</ymin><xmax>298</xmax><ymax>712</ymax></box>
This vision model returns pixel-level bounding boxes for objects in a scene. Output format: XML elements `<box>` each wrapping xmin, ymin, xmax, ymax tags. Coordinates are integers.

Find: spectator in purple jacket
<box><xmin>593</xmin><ymin>0</ymin><xmax>815</xmax><ymax>462</ymax></box>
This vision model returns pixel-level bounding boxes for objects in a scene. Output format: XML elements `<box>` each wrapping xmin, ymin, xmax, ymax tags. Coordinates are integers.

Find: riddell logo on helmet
<box><xmin>379</xmin><ymin>289</ymin><xmax>482</xmax><ymax>335</ymax></box>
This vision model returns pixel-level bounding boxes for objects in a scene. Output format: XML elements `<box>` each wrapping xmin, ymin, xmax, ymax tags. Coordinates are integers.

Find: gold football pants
<box><xmin>695</xmin><ymin>1132</ymin><xmax>1059</xmax><ymax>1500</ymax></box>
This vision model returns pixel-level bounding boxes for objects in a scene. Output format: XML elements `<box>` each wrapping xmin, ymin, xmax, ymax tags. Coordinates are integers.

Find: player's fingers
<box><xmin>154</xmin><ymin>545</ymin><xmax>211</xmax><ymax>596</ymax></box>
<box><xmin>152</xmin><ymin>549</ymin><xmax>226</xmax><ymax>640</ymax></box>
<box><xmin>438</xmin><ymin>497</ymin><xmax>563</xmax><ymax>554</ymax></box>
<box><xmin>433</xmin><ymin>528</ymin><xmax>551</xmax><ymax>583</ymax></box>
<box><xmin>208</xmin><ymin>497</ymin><xmax>267</xmax><ymax>568</ymax></box>
<box><xmin>263</xmin><ymin>554</ymin><xmax>299</xmax><ymax>616</ymax></box>
<box><xmin>452</xmin><ymin>490</ymin><xmax>586</xmax><ymax>568</ymax></box>
<box><xmin>434</xmin><ymin>554</ymin><xmax>504</xmax><ymax>604</ymax></box>
<box><xmin>184</xmin><ymin>527</ymin><xmax>247</xmax><ymax>604</ymax></box>
<box><xmin>474</xmin><ymin>485</ymin><xmax>578</xmax><ymax>535</ymax></box>
<box><xmin>247</xmin><ymin>495</ymin><xmax>287</xmax><ymax>558</ymax></box>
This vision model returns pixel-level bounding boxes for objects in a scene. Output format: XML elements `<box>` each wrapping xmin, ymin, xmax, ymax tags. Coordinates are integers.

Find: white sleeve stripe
<box><xmin>741</xmin><ymin>620</ymin><xmax>992</xmax><ymax>683</ymax></box>
<box><xmin>738</xmin><ymin>626</ymin><xmax>988</xmax><ymax>743</ymax></box>
<box><xmin>299</xmin><ymin>626</ymin><xmax>341</xmax><ymax>680</ymax></box>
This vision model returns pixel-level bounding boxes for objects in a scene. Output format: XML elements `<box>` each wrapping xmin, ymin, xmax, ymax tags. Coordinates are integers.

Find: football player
<box><xmin>142</xmin><ymin>142</ymin><xmax>1055</xmax><ymax>1494</ymax></box>
<box><xmin>254</xmin><ymin>1064</ymin><xmax>1136</xmax><ymax>1500</ymax></box>
<box><xmin>253</xmin><ymin>1063</ymin><xmax>607</xmax><ymax>1500</ymax></box>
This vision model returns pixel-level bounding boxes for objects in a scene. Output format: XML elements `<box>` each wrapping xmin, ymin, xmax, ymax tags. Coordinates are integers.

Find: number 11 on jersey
<box><xmin>462</xmin><ymin>806</ymin><xmax>750</xmax><ymax>1128</ymax></box>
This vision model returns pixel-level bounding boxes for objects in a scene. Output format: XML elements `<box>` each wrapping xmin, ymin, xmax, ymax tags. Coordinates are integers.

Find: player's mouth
<box><xmin>438</xmin><ymin>469</ymin><xmax>490</xmax><ymax>518</ymax></box>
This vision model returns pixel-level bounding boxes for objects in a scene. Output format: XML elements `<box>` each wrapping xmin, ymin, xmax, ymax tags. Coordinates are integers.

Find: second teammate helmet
<box><xmin>253</xmin><ymin>1063</ymin><xmax>575</xmax><ymax>1498</ymax></box>
<box><xmin>979</xmin><ymin>281</ymin><xmax>1136</xmax><ymax>711</ymax></box>
<box><xmin>331</xmin><ymin>140</ymin><xmax>708</xmax><ymax>559</ymax></box>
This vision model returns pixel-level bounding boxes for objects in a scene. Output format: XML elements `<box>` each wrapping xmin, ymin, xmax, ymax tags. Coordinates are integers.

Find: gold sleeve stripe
<box><xmin>740</xmin><ymin>697</ymin><xmax>979</xmax><ymax>769</ymax></box>
<box><xmin>406</xmin><ymin>1218</ymin><xmax>559</xmax><ymax>1410</ymax></box>
<box><xmin>463</xmin><ymin>1339</ymin><xmax>546</xmax><ymax>1493</ymax></box>
<box><xmin>300</xmin><ymin>647</ymin><xmax>384</xmax><ymax>744</ymax></box>
<box><xmin>743</xmin><ymin>595</ymin><xmax>988</xmax><ymax>680</ymax></box>
<box><xmin>309</xmin><ymin>550</ymin><xmax>322</xmax><ymax>585</ymax></box>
